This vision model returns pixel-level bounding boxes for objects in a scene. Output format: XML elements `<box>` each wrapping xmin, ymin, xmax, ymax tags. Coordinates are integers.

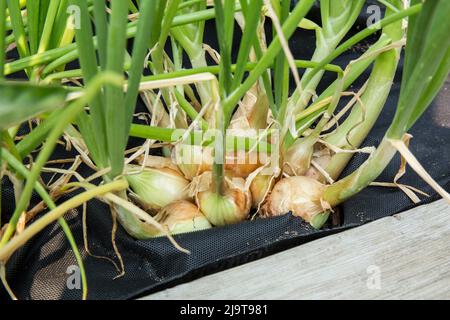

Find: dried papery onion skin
<box><xmin>263</xmin><ymin>176</ymin><xmax>328</xmax><ymax>222</ymax></box>
<box><xmin>173</xmin><ymin>145</ymin><xmax>217</xmax><ymax>180</ymax></box>
<box><xmin>173</xmin><ymin>144</ymin><xmax>204</xmax><ymax>180</ymax></box>
<box><xmin>174</xmin><ymin>144</ymin><xmax>265</xmax><ymax>179</ymax></box>
<box><xmin>197</xmin><ymin>178</ymin><xmax>252</xmax><ymax>226</ymax></box>
<box><xmin>225</xmin><ymin>151</ymin><xmax>265</xmax><ymax>178</ymax></box>
<box><xmin>156</xmin><ymin>201</ymin><xmax>212</xmax><ymax>235</ymax></box>
<box><xmin>126</xmin><ymin>167</ymin><xmax>190</xmax><ymax>212</ymax></box>
<box><xmin>250</xmin><ymin>174</ymin><xmax>274</xmax><ymax>208</ymax></box>
<box><xmin>283</xmin><ymin>137</ymin><xmax>315</xmax><ymax>176</ymax></box>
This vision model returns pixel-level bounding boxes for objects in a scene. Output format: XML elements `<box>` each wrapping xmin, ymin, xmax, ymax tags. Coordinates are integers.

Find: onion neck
<box><xmin>212</xmin><ymin>101</ymin><xmax>230</xmax><ymax>196</ymax></box>
<box><xmin>323</xmin><ymin>4</ymin><xmax>403</xmax><ymax>181</ymax></box>
<box><xmin>323</xmin><ymin>137</ymin><xmax>397</xmax><ymax>207</ymax></box>
<box><xmin>213</xmin><ymin>163</ymin><xmax>226</xmax><ymax>195</ymax></box>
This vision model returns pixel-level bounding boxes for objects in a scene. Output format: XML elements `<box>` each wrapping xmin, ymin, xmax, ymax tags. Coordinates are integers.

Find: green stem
<box><xmin>71</xmin><ymin>0</ymin><xmax>108</xmax><ymax>168</ymax></box>
<box><xmin>36</xmin><ymin>0</ymin><xmax>60</xmax><ymax>54</ymax></box>
<box><xmin>0</xmin><ymin>0</ymin><xmax>6</xmax><ymax>76</ymax></box>
<box><xmin>6</xmin><ymin>0</ymin><xmax>30</xmax><ymax>75</ymax></box>
<box><xmin>124</xmin><ymin>0</ymin><xmax>162</xmax><ymax>156</ymax></box>
<box><xmin>323</xmin><ymin>138</ymin><xmax>397</xmax><ymax>207</ymax></box>
<box><xmin>5</xmin><ymin>6</ymin><xmax>226</xmax><ymax>76</ymax></box>
<box><xmin>325</xmin><ymin>3</ymin><xmax>403</xmax><ymax>180</ymax></box>
<box><xmin>104</xmin><ymin>0</ymin><xmax>129</xmax><ymax>178</ymax></box>
<box><xmin>174</xmin><ymin>90</ymin><xmax>209</xmax><ymax>130</ymax></box>
<box><xmin>223</xmin><ymin>0</ymin><xmax>316</xmax><ymax>115</ymax></box>
<box><xmin>26</xmin><ymin>0</ymin><xmax>39</xmax><ymax>54</ymax></box>
<box><xmin>285</xmin><ymin>0</ymin><xmax>364</xmax><ymax>121</ymax></box>
<box><xmin>302</xmin><ymin>3</ymin><xmax>422</xmax><ymax>87</ymax></box>
<box><xmin>92</xmin><ymin>0</ymin><xmax>108</xmax><ymax>70</ymax></box>
<box><xmin>283</xmin><ymin>34</ymin><xmax>393</xmax><ymax>149</ymax></box>
<box><xmin>129</xmin><ymin>124</ymin><xmax>272</xmax><ymax>153</ymax></box>
<box><xmin>16</xmin><ymin>110</ymin><xmax>61</xmax><ymax>158</ymax></box>
<box><xmin>45</xmin><ymin>60</ymin><xmax>342</xmax><ymax>84</ymax></box>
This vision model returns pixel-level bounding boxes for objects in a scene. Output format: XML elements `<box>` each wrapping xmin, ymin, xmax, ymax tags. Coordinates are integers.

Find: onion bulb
<box><xmin>263</xmin><ymin>176</ymin><xmax>329</xmax><ymax>222</ymax></box>
<box><xmin>155</xmin><ymin>201</ymin><xmax>212</xmax><ymax>235</ymax></box>
<box><xmin>126</xmin><ymin>166</ymin><xmax>190</xmax><ymax>212</ymax></box>
<box><xmin>172</xmin><ymin>145</ymin><xmax>214</xmax><ymax>180</ymax></box>
<box><xmin>197</xmin><ymin>177</ymin><xmax>252</xmax><ymax>226</ymax></box>
<box><xmin>173</xmin><ymin>144</ymin><xmax>264</xmax><ymax>179</ymax></box>
<box><xmin>249</xmin><ymin>174</ymin><xmax>274</xmax><ymax>208</ymax></box>
<box><xmin>224</xmin><ymin>151</ymin><xmax>264</xmax><ymax>178</ymax></box>
<box><xmin>306</xmin><ymin>146</ymin><xmax>332</xmax><ymax>181</ymax></box>
<box><xmin>283</xmin><ymin>137</ymin><xmax>315</xmax><ymax>176</ymax></box>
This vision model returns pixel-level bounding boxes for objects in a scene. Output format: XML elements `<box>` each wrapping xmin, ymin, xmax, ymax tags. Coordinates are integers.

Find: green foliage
<box><xmin>0</xmin><ymin>82</ymin><xmax>67</xmax><ymax>129</ymax></box>
<box><xmin>388</xmin><ymin>0</ymin><xmax>450</xmax><ymax>138</ymax></box>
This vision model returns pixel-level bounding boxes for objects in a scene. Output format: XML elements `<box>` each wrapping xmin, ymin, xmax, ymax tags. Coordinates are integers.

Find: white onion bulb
<box><xmin>156</xmin><ymin>200</ymin><xmax>212</xmax><ymax>235</ymax></box>
<box><xmin>197</xmin><ymin>178</ymin><xmax>252</xmax><ymax>226</ymax></box>
<box><xmin>283</xmin><ymin>137</ymin><xmax>315</xmax><ymax>176</ymax></box>
<box><xmin>250</xmin><ymin>174</ymin><xmax>274</xmax><ymax>209</ymax></box>
<box><xmin>263</xmin><ymin>176</ymin><xmax>328</xmax><ymax>222</ymax></box>
<box><xmin>173</xmin><ymin>144</ymin><xmax>263</xmax><ymax>179</ymax></box>
<box><xmin>126</xmin><ymin>166</ymin><xmax>190</xmax><ymax>212</ymax></box>
<box><xmin>172</xmin><ymin>145</ymin><xmax>214</xmax><ymax>180</ymax></box>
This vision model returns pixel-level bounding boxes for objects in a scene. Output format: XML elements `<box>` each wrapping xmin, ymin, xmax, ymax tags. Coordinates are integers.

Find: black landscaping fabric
<box><xmin>1</xmin><ymin>2</ymin><xmax>450</xmax><ymax>300</ymax></box>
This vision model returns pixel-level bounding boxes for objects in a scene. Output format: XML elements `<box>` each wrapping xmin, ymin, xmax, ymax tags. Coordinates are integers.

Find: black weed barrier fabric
<box><xmin>1</xmin><ymin>2</ymin><xmax>450</xmax><ymax>300</ymax></box>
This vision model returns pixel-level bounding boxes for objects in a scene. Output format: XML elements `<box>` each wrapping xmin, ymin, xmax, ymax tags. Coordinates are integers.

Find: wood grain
<box><xmin>143</xmin><ymin>199</ymin><xmax>450</xmax><ymax>300</ymax></box>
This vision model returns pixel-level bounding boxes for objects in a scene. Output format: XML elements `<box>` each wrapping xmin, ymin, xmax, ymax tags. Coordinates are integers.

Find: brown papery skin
<box><xmin>157</xmin><ymin>200</ymin><xmax>210</xmax><ymax>230</ymax></box>
<box><xmin>197</xmin><ymin>177</ymin><xmax>252</xmax><ymax>226</ymax></box>
<box><xmin>158</xmin><ymin>200</ymin><xmax>204</xmax><ymax>224</ymax></box>
<box><xmin>250</xmin><ymin>174</ymin><xmax>275</xmax><ymax>208</ymax></box>
<box><xmin>262</xmin><ymin>176</ymin><xmax>327</xmax><ymax>222</ymax></box>
<box><xmin>223</xmin><ymin>187</ymin><xmax>252</xmax><ymax>223</ymax></box>
<box><xmin>196</xmin><ymin>151</ymin><xmax>267</xmax><ymax>179</ymax></box>
<box><xmin>224</xmin><ymin>152</ymin><xmax>264</xmax><ymax>178</ymax></box>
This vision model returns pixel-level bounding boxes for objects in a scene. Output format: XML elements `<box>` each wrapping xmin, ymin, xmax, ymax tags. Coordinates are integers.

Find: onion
<box><xmin>174</xmin><ymin>144</ymin><xmax>264</xmax><ymax>179</ymax></box>
<box><xmin>283</xmin><ymin>137</ymin><xmax>315</xmax><ymax>176</ymax></box>
<box><xmin>306</xmin><ymin>146</ymin><xmax>332</xmax><ymax>181</ymax></box>
<box><xmin>172</xmin><ymin>145</ymin><xmax>214</xmax><ymax>180</ymax></box>
<box><xmin>197</xmin><ymin>177</ymin><xmax>252</xmax><ymax>226</ymax></box>
<box><xmin>229</xmin><ymin>83</ymin><xmax>270</xmax><ymax>130</ymax></box>
<box><xmin>155</xmin><ymin>200</ymin><xmax>212</xmax><ymax>235</ymax></box>
<box><xmin>224</xmin><ymin>151</ymin><xmax>263</xmax><ymax>178</ymax></box>
<box><xmin>126</xmin><ymin>166</ymin><xmax>191</xmax><ymax>212</ymax></box>
<box><xmin>263</xmin><ymin>176</ymin><xmax>329</xmax><ymax>222</ymax></box>
<box><xmin>249</xmin><ymin>174</ymin><xmax>274</xmax><ymax>208</ymax></box>
<box><xmin>172</xmin><ymin>144</ymin><xmax>202</xmax><ymax>180</ymax></box>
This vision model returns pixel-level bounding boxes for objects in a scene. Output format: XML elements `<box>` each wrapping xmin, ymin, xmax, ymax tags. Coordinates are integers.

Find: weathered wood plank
<box><xmin>143</xmin><ymin>199</ymin><xmax>450</xmax><ymax>300</ymax></box>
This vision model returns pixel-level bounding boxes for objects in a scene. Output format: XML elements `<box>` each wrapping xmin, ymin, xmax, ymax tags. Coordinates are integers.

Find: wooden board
<box><xmin>143</xmin><ymin>199</ymin><xmax>450</xmax><ymax>300</ymax></box>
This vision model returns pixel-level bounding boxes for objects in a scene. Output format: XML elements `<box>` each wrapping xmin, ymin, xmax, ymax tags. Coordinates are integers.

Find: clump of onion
<box><xmin>263</xmin><ymin>176</ymin><xmax>329</xmax><ymax>223</ymax></box>
<box><xmin>155</xmin><ymin>201</ymin><xmax>212</xmax><ymax>235</ymax></box>
<box><xmin>126</xmin><ymin>166</ymin><xmax>191</xmax><ymax>213</ymax></box>
<box><xmin>197</xmin><ymin>177</ymin><xmax>252</xmax><ymax>226</ymax></box>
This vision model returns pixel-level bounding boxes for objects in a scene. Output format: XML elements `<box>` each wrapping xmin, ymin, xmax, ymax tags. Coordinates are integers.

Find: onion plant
<box><xmin>0</xmin><ymin>0</ymin><xmax>449</xmax><ymax>299</ymax></box>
